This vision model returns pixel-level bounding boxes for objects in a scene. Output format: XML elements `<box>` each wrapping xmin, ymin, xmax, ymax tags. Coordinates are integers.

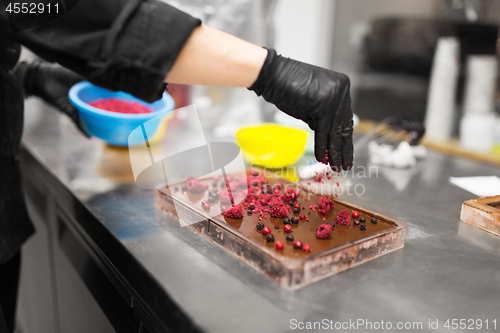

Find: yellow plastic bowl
<box><xmin>236</xmin><ymin>124</ymin><xmax>307</xmax><ymax>168</ymax></box>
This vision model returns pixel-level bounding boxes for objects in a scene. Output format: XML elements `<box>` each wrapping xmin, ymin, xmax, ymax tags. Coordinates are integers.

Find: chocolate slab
<box><xmin>155</xmin><ymin>172</ymin><xmax>406</xmax><ymax>288</ymax></box>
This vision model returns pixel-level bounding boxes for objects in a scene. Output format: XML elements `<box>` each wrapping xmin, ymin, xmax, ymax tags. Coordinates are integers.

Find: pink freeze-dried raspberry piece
<box><xmin>318</xmin><ymin>196</ymin><xmax>334</xmax><ymax>215</ymax></box>
<box><xmin>316</xmin><ymin>223</ymin><xmax>333</xmax><ymax>239</ymax></box>
<box><xmin>270</xmin><ymin>202</ymin><xmax>288</xmax><ymax>218</ymax></box>
<box><xmin>224</xmin><ymin>204</ymin><xmax>243</xmax><ymax>219</ymax></box>
<box><xmin>186</xmin><ymin>177</ymin><xmax>208</xmax><ymax>193</ymax></box>
<box><xmin>283</xmin><ymin>188</ymin><xmax>299</xmax><ymax>202</ymax></box>
<box><xmin>335</xmin><ymin>209</ymin><xmax>351</xmax><ymax>226</ymax></box>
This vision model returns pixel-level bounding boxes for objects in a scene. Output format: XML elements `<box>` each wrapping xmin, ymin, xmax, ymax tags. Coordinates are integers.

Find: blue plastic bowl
<box><xmin>69</xmin><ymin>81</ymin><xmax>175</xmax><ymax>146</ymax></box>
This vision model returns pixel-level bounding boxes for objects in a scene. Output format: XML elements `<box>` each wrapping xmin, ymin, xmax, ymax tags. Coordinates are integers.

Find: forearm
<box><xmin>165</xmin><ymin>25</ymin><xmax>267</xmax><ymax>88</ymax></box>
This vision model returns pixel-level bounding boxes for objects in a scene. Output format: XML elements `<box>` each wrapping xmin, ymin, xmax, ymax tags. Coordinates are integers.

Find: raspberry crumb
<box><xmin>186</xmin><ymin>177</ymin><xmax>208</xmax><ymax>193</ymax></box>
<box><xmin>335</xmin><ymin>209</ymin><xmax>351</xmax><ymax>226</ymax></box>
<box><xmin>270</xmin><ymin>202</ymin><xmax>289</xmax><ymax>218</ymax></box>
<box><xmin>316</xmin><ymin>224</ymin><xmax>333</xmax><ymax>239</ymax></box>
<box><xmin>223</xmin><ymin>204</ymin><xmax>243</xmax><ymax>219</ymax></box>
<box><xmin>283</xmin><ymin>189</ymin><xmax>299</xmax><ymax>202</ymax></box>
<box><xmin>90</xmin><ymin>98</ymin><xmax>152</xmax><ymax>114</ymax></box>
<box><xmin>318</xmin><ymin>196</ymin><xmax>334</xmax><ymax>215</ymax></box>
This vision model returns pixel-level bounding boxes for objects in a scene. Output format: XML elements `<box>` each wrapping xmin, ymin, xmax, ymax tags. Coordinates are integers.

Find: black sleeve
<box><xmin>8</xmin><ymin>0</ymin><xmax>201</xmax><ymax>102</ymax></box>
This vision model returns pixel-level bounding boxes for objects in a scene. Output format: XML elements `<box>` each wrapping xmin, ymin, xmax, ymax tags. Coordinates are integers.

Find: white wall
<box><xmin>273</xmin><ymin>0</ymin><xmax>337</xmax><ymax>68</ymax></box>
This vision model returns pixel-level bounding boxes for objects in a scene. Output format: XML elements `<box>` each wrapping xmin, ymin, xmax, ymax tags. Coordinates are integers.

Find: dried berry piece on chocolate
<box><xmin>318</xmin><ymin>196</ymin><xmax>334</xmax><ymax>214</ymax></box>
<box><xmin>360</xmin><ymin>224</ymin><xmax>367</xmax><ymax>231</ymax></box>
<box><xmin>262</xmin><ymin>226</ymin><xmax>272</xmax><ymax>235</ymax></box>
<box><xmin>286</xmin><ymin>234</ymin><xmax>294</xmax><ymax>242</ymax></box>
<box><xmin>288</xmin><ymin>200</ymin><xmax>295</xmax><ymax>206</ymax></box>
<box><xmin>293</xmin><ymin>207</ymin><xmax>300</xmax><ymax>214</ymax></box>
<box><xmin>316</xmin><ymin>224</ymin><xmax>333</xmax><ymax>239</ymax></box>
<box><xmin>291</xmin><ymin>217</ymin><xmax>299</xmax><ymax>224</ymax></box>
<box><xmin>274</xmin><ymin>225</ymin><xmax>279</xmax><ymax>229</ymax></box>
<box><xmin>201</xmin><ymin>200</ymin><xmax>210</xmax><ymax>211</ymax></box>
<box><xmin>223</xmin><ymin>204</ymin><xmax>243</xmax><ymax>219</ymax></box>
<box><xmin>299</xmin><ymin>214</ymin><xmax>306</xmax><ymax>220</ymax></box>
<box><xmin>302</xmin><ymin>244</ymin><xmax>311</xmax><ymax>252</ymax></box>
<box><xmin>186</xmin><ymin>177</ymin><xmax>208</xmax><ymax>193</ymax></box>
<box><xmin>371</xmin><ymin>217</ymin><xmax>378</xmax><ymax>224</ymax></box>
<box><xmin>247</xmin><ymin>210</ymin><xmax>253</xmax><ymax>214</ymax></box>
<box><xmin>293</xmin><ymin>240</ymin><xmax>303</xmax><ymax>249</ymax></box>
<box><xmin>360</xmin><ymin>217</ymin><xmax>366</xmax><ymax>223</ymax></box>
<box><xmin>270</xmin><ymin>202</ymin><xmax>289</xmax><ymax>218</ymax></box>
<box><xmin>256</xmin><ymin>222</ymin><xmax>265</xmax><ymax>230</ymax></box>
<box><xmin>352</xmin><ymin>211</ymin><xmax>360</xmax><ymax>218</ymax></box>
<box><xmin>283</xmin><ymin>188</ymin><xmax>299</xmax><ymax>202</ymax></box>
<box><xmin>283</xmin><ymin>218</ymin><xmax>291</xmax><ymax>225</ymax></box>
<box><xmin>284</xmin><ymin>225</ymin><xmax>292</xmax><ymax>233</ymax></box>
<box><xmin>354</xmin><ymin>219</ymin><xmax>360</xmax><ymax>225</ymax></box>
<box><xmin>335</xmin><ymin>209</ymin><xmax>351</xmax><ymax>226</ymax></box>
<box><xmin>275</xmin><ymin>241</ymin><xmax>284</xmax><ymax>250</ymax></box>
<box><xmin>249</xmin><ymin>204</ymin><xmax>255</xmax><ymax>210</ymax></box>
<box><xmin>266</xmin><ymin>234</ymin><xmax>275</xmax><ymax>242</ymax></box>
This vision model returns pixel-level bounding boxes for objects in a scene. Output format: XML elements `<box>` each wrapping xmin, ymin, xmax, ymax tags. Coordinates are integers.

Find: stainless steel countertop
<box><xmin>22</xmin><ymin>100</ymin><xmax>500</xmax><ymax>333</ymax></box>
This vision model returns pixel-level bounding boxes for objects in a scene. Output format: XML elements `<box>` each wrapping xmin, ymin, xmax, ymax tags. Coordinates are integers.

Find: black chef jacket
<box><xmin>0</xmin><ymin>0</ymin><xmax>201</xmax><ymax>264</ymax></box>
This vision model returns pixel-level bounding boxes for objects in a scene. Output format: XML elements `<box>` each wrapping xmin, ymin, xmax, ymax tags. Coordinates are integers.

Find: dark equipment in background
<box><xmin>354</xmin><ymin>17</ymin><xmax>498</xmax><ymax>126</ymax></box>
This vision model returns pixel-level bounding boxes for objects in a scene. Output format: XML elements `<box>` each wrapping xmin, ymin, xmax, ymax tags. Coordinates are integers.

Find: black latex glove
<box><xmin>14</xmin><ymin>59</ymin><xmax>90</xmax><ymax>137</ymax></box>
<box><xmin>249</xmin><ymin>49</ymin><xmax>353</xmax><ymax>171</ymax></box>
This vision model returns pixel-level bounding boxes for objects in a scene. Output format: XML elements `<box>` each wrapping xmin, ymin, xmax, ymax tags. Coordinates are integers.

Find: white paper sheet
<box><xmin>449</xmin><ymin>176</ymin><xmax>500</xmax><ymax>197</ymax></box>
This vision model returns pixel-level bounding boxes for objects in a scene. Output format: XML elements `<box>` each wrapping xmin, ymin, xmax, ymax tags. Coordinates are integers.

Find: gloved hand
<box><xmin>249</xmin><ymin>48</ymin><xmax>353</xmax><ymax>171</ymax></box>
<box><xmin>14</xmin><ymin>59</ymin><xmax>90</xmax><ymax>137</ymax></box>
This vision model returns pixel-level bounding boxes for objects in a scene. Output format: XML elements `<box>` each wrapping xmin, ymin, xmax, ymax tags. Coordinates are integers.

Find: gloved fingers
<box><xmin>327</xmin><ymin>129</ymin><xmax>343</xmax><ymax>172</ymax></box>
<box><xmin>341</xmin><ymin>119</ymin><xmax>354</xmax><ymax>170</ymax></box>
<box><xmin>314</xmin><ymin>130</ymin><xmax>329</xmax><ymax>164</ymax></box>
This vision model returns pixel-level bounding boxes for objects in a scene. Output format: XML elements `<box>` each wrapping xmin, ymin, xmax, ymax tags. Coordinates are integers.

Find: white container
<box><xmin>463</xmin><ymin>55</ymin><xmax>498</xmax><ymax>115</ymax></box>
<box><xmin>424</xmin><ymin>37</ymin><xmax>460</xmax><ymax>141</ymax></box>
<box><xmin>460</xmin><ymin>113</ymin><xmax>495</xmax><ymax>152</ymax></box>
